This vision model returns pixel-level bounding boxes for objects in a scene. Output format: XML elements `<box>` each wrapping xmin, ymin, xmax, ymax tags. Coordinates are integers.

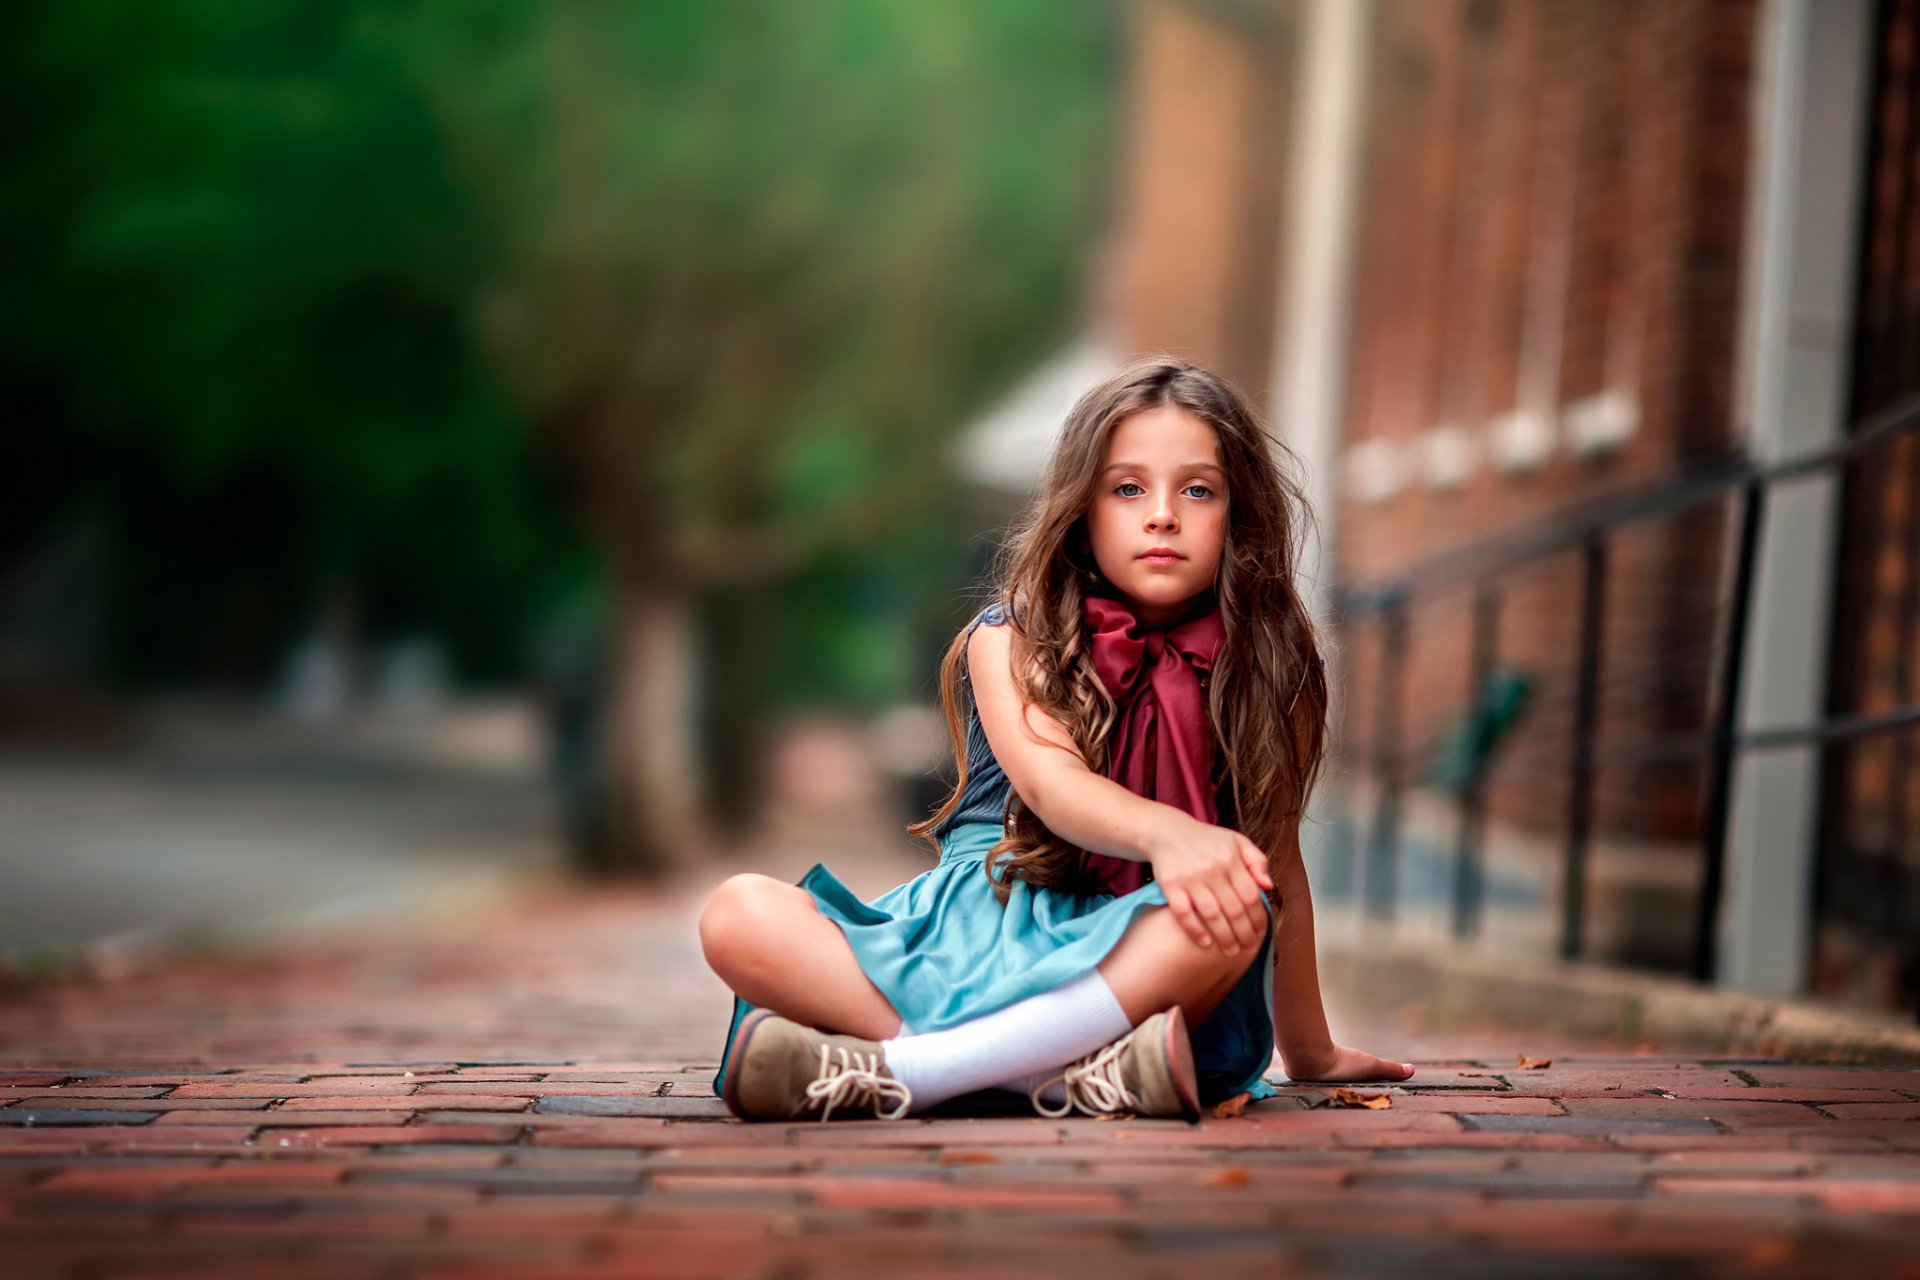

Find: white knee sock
<box><xmin>879</xmin><ymin>971</ymin><xmax>1132</xmax><ymax>1113</ymax></box>
<box><xmin>894</xmin><ymin>1015</ymin><xmax>1066</xmax><ymax>1106</ymax></box>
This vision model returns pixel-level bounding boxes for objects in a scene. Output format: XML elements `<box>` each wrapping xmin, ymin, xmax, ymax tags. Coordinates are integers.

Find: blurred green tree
<box><xmin>2</xmin><ymin>0</ymin><xmax>1116</xmax><ymax>871</ymax></box>
<box><xmin>424</xmin><ymin>2</ymin><xmax>1116</xmax><ymax>868</ymax></box>
<box><xmin>3</xmin><ymin>0</ymin><xmax>583</xmax><ymax>686</ymax></box>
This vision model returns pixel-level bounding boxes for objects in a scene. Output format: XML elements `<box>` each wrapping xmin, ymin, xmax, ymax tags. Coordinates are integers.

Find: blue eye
<box><xmin>1112</xmin><ymin>480</ymin><xmax>1216</xmax><ymax>499</ymax></box>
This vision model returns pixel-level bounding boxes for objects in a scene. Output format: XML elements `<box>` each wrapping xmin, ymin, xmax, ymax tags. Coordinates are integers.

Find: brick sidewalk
<box><xmin>2</xmin><ymin>831</ymin><xmax>1917</xmax><ymax>1279</ymax></box>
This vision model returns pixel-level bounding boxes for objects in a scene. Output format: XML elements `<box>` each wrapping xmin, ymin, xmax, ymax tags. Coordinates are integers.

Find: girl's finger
<box><xmin>1189</xmin><ymin>883</ymin><xmax>1240</xmax><ymax>954</ymax></box>
<box><xmin>1225</xmin><ymin>863</ymin><xmax>1268</xmax><ymax>946</ymax></box>
<box><xmin>1218</xmin><ymin>876</ymin><xmax>1261</xmax><ymax>951</ymax></box>
<box><xmin>1239</xmin><ymin>839</ymin><xmax>1273</xmax><ymax>890</ymax></box>
<box><xmin>1225</xmin><ymin>858</ymin><xmax>1264</xmax><ymax>912</ymax></box>
<box><xmin>1349</xmin><ymin>1054</ymin><xmax>1412</xmax><ymax>1082</ymax></box>
<box><xmin>1201</xmin><ymin>863</ymin><xmax>1254</xmax><ymax>950</ymax></box>
<box><xmin>1164</xmin><ymin>884</ymin><xmax>1212</xmax><ymax>949</ymax></box>
<box><xmin>1213</xmin><ymin>856</ymin><xmax>1262</xmax><ymax>940</ymax></box>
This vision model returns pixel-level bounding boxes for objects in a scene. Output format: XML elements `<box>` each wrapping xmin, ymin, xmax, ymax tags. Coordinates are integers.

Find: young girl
<box><xmin>700</xmin><ymin>356</ymin><xmax>1415</xmax><ymax>1122</ymax></box>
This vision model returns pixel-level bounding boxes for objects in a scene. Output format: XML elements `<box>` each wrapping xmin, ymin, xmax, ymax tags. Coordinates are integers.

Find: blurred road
<box><xmin>0</xmin><ymin>702</ymin><xmax>560</xmax><ymax>962</ymax></box>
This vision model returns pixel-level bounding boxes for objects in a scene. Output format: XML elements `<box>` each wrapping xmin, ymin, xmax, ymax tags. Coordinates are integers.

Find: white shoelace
<box><xmin>803</xmin><ymin>1043</ymin><xmax>913</xmax><ymax>1121</ymax></box>
<box><xmin>1030</xmin><ymin>1028</ymin><xmax>1139</xmax><ymax>1119</ymax></box>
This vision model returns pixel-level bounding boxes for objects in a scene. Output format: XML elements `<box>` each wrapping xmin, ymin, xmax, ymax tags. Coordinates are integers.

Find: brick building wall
<box><xmin>1332</xmin><ymin>0</ymin><xmax>1758</xmax><ymax>843</ymax></box>
<box><xmin>1098</xmin><ymin>0</ymin><xmax>1299</xmax><ymax>405</ymax></box>
<box><xmin>1097</xmin><ymin>0</ymin><xmax>1759</xmax><ymax>845</ymax></box>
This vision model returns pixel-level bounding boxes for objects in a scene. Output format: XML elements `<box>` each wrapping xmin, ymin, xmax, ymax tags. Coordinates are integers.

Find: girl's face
<box><xmin>1086</xmin><ymin>405</ymin><xmax>1228</xmax><ymax>626</ymax></box>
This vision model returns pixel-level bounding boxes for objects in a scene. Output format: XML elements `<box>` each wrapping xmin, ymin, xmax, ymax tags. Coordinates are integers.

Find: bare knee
<box><xmin>1166</xmin><ymin>918</ymin><xmax>1264</xmax><ymax>1025</ymax></box>
<box><xmin>1100</xmin><ymin>903</ymin><xmax>1268</xmax><ymax>1022</ymax></box>
<box><xmin>1156</xmin><ymin>902</ymin><xmax>1268</xmax><ymax>974</ymax></box>
<box><xmin>1192</xmin><ymin>930</ymin><xmax>1267</xmax><ymax>994</ymax></box>
<box><xmin>699</xmin><ymin>874</ymin><xmax>797</xmax><ymax>978</ymax></box>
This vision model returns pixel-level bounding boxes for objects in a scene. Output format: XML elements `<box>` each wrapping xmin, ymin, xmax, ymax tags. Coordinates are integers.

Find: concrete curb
<box><xmin>1320</xmin><ymin>934</ymin><xmax>1920</xmax><ymax>1063</ymax></box>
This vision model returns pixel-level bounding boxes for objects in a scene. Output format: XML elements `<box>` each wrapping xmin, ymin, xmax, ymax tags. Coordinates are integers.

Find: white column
<box><xmin>1270</xmin><ymin>0</ymin><xmax>1371</xmax><ymax>611</ymax></box>
<box><xmin>1722</xmin><ymin>0</ymin><xmax>1872</xmax><ymax>996</ymax></box>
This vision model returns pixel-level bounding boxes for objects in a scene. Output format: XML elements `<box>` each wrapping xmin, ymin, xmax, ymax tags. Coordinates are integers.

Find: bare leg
<box><xmin>698</xmin><ymin>874</ymin><xmax>905</xmax><ymax>1041</ymax></box>
<box><xmin>702</xmin><ymin>876</ymin><xmax>1265</xmax><ymax>1051</ymax></box>
<box><xmin>1096</xmin><ymin>903</ymin><xmax>1268</xmax><ymax>1027</ymax></box>
<box><xmin>1186</xmin><ymin>954</ymin><xmax>1255</xmax><ymax>1026</ymax></box>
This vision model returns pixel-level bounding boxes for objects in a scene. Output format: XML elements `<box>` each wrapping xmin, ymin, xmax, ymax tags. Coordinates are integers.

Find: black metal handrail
<box><xmin>1332</xmin><ymin>391</ymin><xmax>1920</xmax><ymax>1021</ymax></box>
<box><xmin>1339</xmin><ymin>390</ymin><xmax>1920</xmax><ymax>611</ymax></box>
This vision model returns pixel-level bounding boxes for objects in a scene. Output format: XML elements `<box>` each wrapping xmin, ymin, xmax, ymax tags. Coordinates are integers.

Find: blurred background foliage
<box><xmin>2</xmin><ymin>0</ymin><xmax>1118</xmax><ymax>864</ymax></box>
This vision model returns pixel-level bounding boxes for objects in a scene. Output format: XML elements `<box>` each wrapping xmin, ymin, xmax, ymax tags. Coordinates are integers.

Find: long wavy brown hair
<box><xmin>908</xmin><ymin>356</ymin><xmax>1329</xmax><ymax>906</ymax></box>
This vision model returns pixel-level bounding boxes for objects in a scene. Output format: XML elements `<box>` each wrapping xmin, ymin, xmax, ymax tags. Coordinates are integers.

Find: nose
<box><xmin>1146</xmin><ymin>491</ymin><xmax>1178</xmax><ymax>532</ymax></box>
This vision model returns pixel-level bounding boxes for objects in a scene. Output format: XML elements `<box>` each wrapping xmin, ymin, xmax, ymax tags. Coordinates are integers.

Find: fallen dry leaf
<box><xmin>1336</xmin><ymin>1088</ymin><xmax>1392</xmax><ymax>1109</ymax></box>
<box><xmin>1516</xmin><ymin>1054</ymin><xmax>1553</xmax><ymax>1070</ymax></box>
<box><xmin>1203</xmin><ymin>1167</ymin><xmax>1252</xmax><ymax>1187</ymax></box>
<box><xmin>1210</xmin><ymin>1092</ymin><xmax>1251</xmax><ymax>1119</ymax></box>
<box><xmin>1311</xmin><ymin>1088</ymin><xmax>1392</xmax><ymax>1110</ymax></box>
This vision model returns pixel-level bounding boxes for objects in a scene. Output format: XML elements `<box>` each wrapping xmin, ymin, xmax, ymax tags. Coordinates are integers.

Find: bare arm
<box><xmin>964</xmin><ymin>620</ymin><xmax>1180</xmax><ymax>863</ymax></box>
<box><xmin>1265</xmin><ymin>824</ymin><xmax>1336</xmax><ymax>1073</ymax></box>
<box><xmin>1265</xmin><ymin>821</ymin><xmax>1415</xmax><ymax>1083</ymax></box>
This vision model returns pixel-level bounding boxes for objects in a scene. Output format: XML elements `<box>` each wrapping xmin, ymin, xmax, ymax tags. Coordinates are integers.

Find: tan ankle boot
<box><xmin>1029</xmin><ymin>1005</ymin><xmax>1200</xmax><ymax>1121</ymax></box>
<box><xmin>721</xmin><ymin>1010</ymin><xmax>914</xmax><ymax>1122</ymax></box>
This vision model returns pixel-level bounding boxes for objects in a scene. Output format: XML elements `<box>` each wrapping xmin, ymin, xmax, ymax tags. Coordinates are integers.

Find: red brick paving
<box><xmin>1</xmin><ymin>835</ymin><xmax>1917</xmax><ymax>1278</ymax></box>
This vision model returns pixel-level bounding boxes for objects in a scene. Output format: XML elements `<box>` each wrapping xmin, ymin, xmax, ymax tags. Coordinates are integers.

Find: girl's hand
<box><xmin>1282</xmin><ymin>1043</ymin><xmax>1416</xmax><ymax>1084</ymax></box>
<box><xmin>1142</xmin><ymin>811</ymin><xmax>1273</xmax><ymax>955</ymax></box>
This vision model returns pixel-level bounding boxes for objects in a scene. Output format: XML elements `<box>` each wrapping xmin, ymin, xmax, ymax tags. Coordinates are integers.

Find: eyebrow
<box><xmin>1101</xmin><ymin>461</ymin><xmax>1226</xmax><ymax>477</ymax></box>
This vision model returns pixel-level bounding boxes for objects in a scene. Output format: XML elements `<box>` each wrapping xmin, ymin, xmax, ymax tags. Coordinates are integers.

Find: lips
<box><xmin>1138</xmin><ymin>548</ymin><xmax>1186</xmax><ymax>562</ymax></box>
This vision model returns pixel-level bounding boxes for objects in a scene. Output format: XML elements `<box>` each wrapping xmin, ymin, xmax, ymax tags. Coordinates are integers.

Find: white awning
<box><xmin>948</xmin><ymin>334</ymin><xmax>1127</xmax><ymax>494</ymax></box>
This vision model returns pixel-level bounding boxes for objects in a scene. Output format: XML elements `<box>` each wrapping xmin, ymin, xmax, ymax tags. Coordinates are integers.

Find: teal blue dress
<box><xmin>711</xmin><ymin>603</ymin><xmax>1281</xmax><ymax>1109</ymax></box>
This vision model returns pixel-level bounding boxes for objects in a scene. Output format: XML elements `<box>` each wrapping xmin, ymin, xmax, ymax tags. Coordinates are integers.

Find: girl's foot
<box><xmin>1029</xmin><ymin>1005</ymin><xmax>1200</xmax><ymax>1122</ymax></box>
<box><xmin>721</xmin><ymin>1009</ymin><xmax>914</xmax><ymax>1122</ymax></box>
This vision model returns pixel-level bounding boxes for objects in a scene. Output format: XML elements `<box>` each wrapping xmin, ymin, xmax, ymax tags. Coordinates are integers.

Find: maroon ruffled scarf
<box><xmin>1080</xmin><ymin>593</ymin><xmax>1225</xmax><ymax>895</ymax></box>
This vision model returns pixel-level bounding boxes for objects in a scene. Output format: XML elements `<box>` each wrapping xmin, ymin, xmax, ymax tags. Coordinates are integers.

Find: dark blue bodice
<box><xmin>931</xmin><ymin>601</ymin><xmax>1015</xmax><ymax>840</ymax></box>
